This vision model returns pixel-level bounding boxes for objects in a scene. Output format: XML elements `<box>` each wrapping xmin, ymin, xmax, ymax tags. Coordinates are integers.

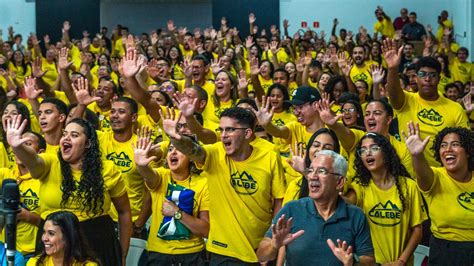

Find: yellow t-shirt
<box><xmin>0</xmin><ymin>169</ymin><xmax>41</xmax><ymax>254</ymax></box>
<box><xmin>288</xmin><ymin>81</ymin><xmax>298</xmax><ymax>98</ymax></box>
<box><xmin>112</xmin><ymin>37</ymin><xmax>125</xmax><ymax>58</ymax></box>
<box><xmin>172</xmin><ymin>63</ymin><xmax>185</xmax><ymax>80</ymax></box>
<box><xmin>436</xmin><ymin>19</ymin><xmax>453</xmax><ymax>42</ymax></box>
<box><xmin>36</xmin><ymin>153</ymin><xmax>126</xmax><ymax>221</ymax></box>
<box><xmin>421</xmin><ymin>167</ymin><xmax>474</xmax><ymax>241</ymax></box>
<box><xmin>202</xmin><ymin>99</ymin><xmax>234</xmax><ymax>132</ymax></box>
<box><xmin>262</xmin><ymin>49</ymin><xmax>290</xmax><ymax>64</ymax></box>
<box><xmin>8</xmin><ymin>62</ymin><xmax>32</xmax><ymax>86</ymax></box>
<box><xmin>283</xmin><ymin>121</ymin><xmax>314</xmax><ymax>152</ymax></box>
<box><xmin>350</xmin><ymin>178</ymin><xmax>427</xmax><ymax>264</ymax></box>
<box><xmin>395</xmin><ymin>91</ymin><xmax>469</xmax><ymax>166</ymax></box>
<box><xmin>99</xmin><ymin>132</ymin><xmax>144</xmax><ymax>222</ymax></box>
<box><xmin>249</xmin><ymin>75</ymin><xmax>273</xmax><ymax>94</ymax></box>
<box><xmin>195</xmin><ymin>80</ymin><xmax>215</xmax><ymax>97</ymax></box>
<box><xmin>449</xmin><ymin>58</ymin><xmax>473</xmax><ymax>84</ymax></box>
<box><xmin>27</xmin><ymin>256</ymin><xmax>98</xmax><ymax>266</ymax></box>
<box><xmin>45</xmin><ymin>144</ymin><xmax>59</xmax><ymax>155</ymax></box>
<box><xmin>199</xmin><ymin>142</ymin><xmax>286</xmax><ymax>262</ymax></box>
<box><xmin>283</xmin><ymin>176</ymin><xmax>303</xmax><ymax>205</ymax></box>
<box><xmin>350</xmin><ymin>61</ymin><xmax>378</xmax><ymax>97</ymax></box>
<box><xmin>272</xmin><ymin>111</ymin><xmax>297</xmax><ymax>155</ymax></box>
<box><xmin>87</xmin><ymin>102</ymin><xmax>111</xmax><ymax>132</ymax></box>
<box><xmin>0</xmin><ymin>143</ymin><xmax>17</xmax><ymax>171</ymax></box>
<box><xmin>89</xmin><ymin>44</ymin><xmax>105</xmax><ymax>55</ymax></box>
<box><xmin>374</xmin><ymin>17</ymin><xmax>395</xmax><ymax>38</ymax></box>
<box><xmin>146</xmin><ymin>168</ymin><xmax>209</xmax><ymax>254</ymax></box>
<box><xmin>40</xmin><ymin>58</ymin><xmax>58</xmax><ymax>88</ymax></box>
<box><xmin>0</xmin><ymin>76</ymin><xmax>8</xmax><ymax>92</ymax></box>
<box><xmin>69</xmin><ymin>44</ymin><xmax>82</xmax><ymax>71</ymax></box>
<box><xmin>437</xmin><ymin>73</ymin><xmax>453</xmax><ymax>95</ymax></box>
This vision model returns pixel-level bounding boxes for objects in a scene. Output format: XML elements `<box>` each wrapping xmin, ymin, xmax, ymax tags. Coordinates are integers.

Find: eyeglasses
<box><xmin>216</xmin><ymin>127</ymin><xmax>248</xmax><ymax>133</ymax></box>
<box><xmin>357</xmin><ymin>145</ymin><xmax>381</xmax><ymax>157</ymax></box>
<box><xmin>417</xmin><ymin>71</ymin><xmax>438</xmax><ymax>78</ymax></box>
<box><xmin>341</xmin><ymin>108</ymin><xmax>356</xmax><ymax>114</ymax></box>
<box><xmin>176</xmin><ymin>123</ymin><xmax>188</xmax><ymax>130</ymax></box>
<box><xmin>304</xmin><ymin>167</ymin><xmax>341</xmax><ymax>178</ymax></box>
<box><xmin>160</xmin><ymin>85</ymin><xmax>175</xmax><ymax>92</ymax></box>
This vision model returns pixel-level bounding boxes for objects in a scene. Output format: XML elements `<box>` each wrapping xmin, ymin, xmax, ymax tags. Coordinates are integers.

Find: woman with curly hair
<box><xmin>404</xmin><ymin>123</ymin><xmax>474</xmax><ymax>265</ymax></box>
<box><xmin>346</xmin><ymin>132</ymin><xmax>427</xmax><ymax>265</ymax></box>
<box><xmin>6</xmin><ymin>116</ymin><xmax>131</xmax><ymax>266</ymax></box>
<box><xmin>27</xmin><ymin>211</ymin><xmax>99</xmax><ymax>266</ymax></box>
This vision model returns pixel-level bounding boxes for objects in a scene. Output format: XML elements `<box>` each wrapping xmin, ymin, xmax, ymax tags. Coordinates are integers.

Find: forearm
<box><xmin>69</xmin><ymin>103</ymin><xmax>86</xmax><ymax>120</ymax></box>
<box><xmin>185</xmin><ymin>115</ymin><xmax>217</xmax><ymax>144</ymax></box>
<box><xmin>250</xmin><ymin>74</ymin><xmax>264</xmax><ymax>100</ymax></box>
<box><xmin>262</xmin><ymin>123</ymin><xmax>290</xmax><ymax>139</ymax></box>
<box><xmin>134</xmin><ymin>190</ymin><xmax>151</xmax><ymax>228</ymax></box>
<box><xmin>11</xmin><ymin>145</ymin><xmax>44</xmax><ymax>178</ymax></box>
<box><xmin>137</xmin><ymin>164</ymin><xmax>161</xmax><ymax>188</ymax></box>
<box><xmin>398</xmin><ymin>225</ymin><xmax>422</xmax><ymax>264</ymax></box>
<box><xmin>345</xmin><ymin>75</ymin><xmax>356</xmax><ymax>93</ymax></box>
<box><xmin>59</xmin><ymin>70</ymin><xmax>77</xmax><ymax>104</ymax></box>
<box><xmin>357</xmin><ymin>255</ymin><xmax>375</xmax><ymax>266</ymax></box>
<box><xmin>327</xmin><ymin>123</ymin><xmax>355</xmax><ymax>151</ymax></box>
<box><xmin>272</xmin><ymin>199</ymin><xmax>283</xmax><ymax>217</ymax></box>
<box><xmin>411</xmin><ymin>153</ymin><xmax>434</xmax><ymax>191</ymax></box>
<box><xmin>170</xmin><ymin>134</ymin><xmax>206</xmax><ymax>164</ymax></box>
<box><xmin>180</xmin><ymin>211</ymin><xmax>209</xmax><ymax>238</ymax></box>
<box><xmin>28</xmin><ymin>98</ymin><xmax>40</xmax><ymax>118</ymax></box>
<box><xmin>302</xmin><ymin>66</ymin><xmax>309</xmax><ymax>85</ymax></box>
<box><xmin>372</xmin><ymin>82</ymin><xmax>382</xmax><ymax>100</ymax></box>
<box><xmin>386</xmin><ymin>66</ymin><xmax>404</xmax><ymax>109</ymax></box>
<box><xmin>256</xmin><ymin>238</ymin><xmax>279</xmax><ymax>261</ymax></box>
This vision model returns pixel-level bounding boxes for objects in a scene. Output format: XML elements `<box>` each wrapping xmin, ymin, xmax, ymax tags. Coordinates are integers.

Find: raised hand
<box><xmin>120</xmin><ymin>47</ymin><xmax>140</xmax><ymax>78</ymax></box>
<box><xmin>270</xmin><ymin>41</ymin><xmax>280</xmax><ymax>55</ymax></box>
<box><xmin>370</xmin><ymin>64</ymin><xmax>385</xmax><ymax>84</ymax></box>
<box><xmin>248</xmin><ymin>13</ymin><xmax>256</xmax><ymax>24</ymax></box>
<box><xmin>167</xmin><ymin>20</ymin><xmax>176</xmax><ymax>32</ymax></box>
<box><xmin>211</xmin><ymin>58</ymin><xmax>224</xmax><ymax>74</ymax></box>
<box><xmin>43</xmin><ymin>35</ymin><xmax>50</xmax><ymax>44</ymax></box>
<box><xmin>5</xmin><ymin>115</ymin><xmax>29</xmax><ymax>148</ymax></box>
<box><xmin>181</xmin><ymin>57</ymin><xmax>193</xmax><ymax>79</ymax></box>
<box><xmin>245</xmin><ymin>36</ymin><xmax>254</xmax><ymax>49</ymax></box>
<box><xmin>63</xmin><ymin>21</ymin><xmax>71</xmax><ymax>31</ymax></box>
<box><xmin>283</xmin><ymin>19</ymin><xmax>290</xmax><ymax>29</ymax></box>
<box><xmin>133</xmin><ymin>127</ymin><xmax>158</xmax><ymax>167</ymax></box>
<box><xmin>254</xmin><ymin>96</ymin><xmax>274</xmax><ymax>126</ymax></box>
<box><xmin>250</xmin><ymin>57</ymin><xmax>260</xmax><ymax>76</ymax></box>
<box><xmin>296</xmin><ymin>57</ymin><xmax>305</xmax><ymax>73</ymax></box>
<box><xmin>337</xmin><ymin>52</ymin><xmax>352</xmax><ymax>77</ymax></box>
<box><xmin>159</xmin><ymin>107</ymin><xmax>181</xmax><ymax>139</ymax></box>
<box><xmin>125</xmin><ymin>34</ymin><xmax>136</xmax><ymax>50</ymax></box>
<box><xmin>238</xmin><ymin>69</ymin><xmax>249</xmax><ymax>91</ymax></box>
<box><xmin>270</xmin><ymin>214</ymin><xmax>305</xmax><ymax>249</ymax></box>
<box><xmin>402</xmin><ymin>121</ymin><xmax>430</xmax><ymax>156</ymax></box>
<box><xmin>24</xmin><ymin>76</ymin><xmax>43</xmax><ymax>100</ymax></box>
<box><xmin>173</xmin><ymin>93</ymin><xmax>197</xmax><ymax>118</ymax></box>
<box><xmin>58</xmin><ymin>47</ymin><xmax>73</xmax><ymax>70</ymax></box>
<box><xmin>315</xmin><ymin>93</ymin><xmax>341</xmax><ymax>126</ymax></box>
<box><xmin>381</xmin><ymin>39</ymin><xmax>403</xmax><ymax>69</ymax></box>
<box><xmin>462</xmin><ymin>92</ymin><xmax>474</xmax><ymax>114</ymax></box>
<box><xmin>327</xmin><ymin>239</ymin><xmax>354</xmax><ymax>266</ymax></box>
<box><xmin>287</xmin><ymin>142</ymin><xmax>306</xmax><ymax>174</ymax></box>
<box><xmin>31</xmin><ymin>57</ymin><xmax>46</xmax><ymax>78</ymax></box>
<box><xmin>72</xmin><ymin>77</ymin><xmax>100</xmax><ymax>106</ymax></box>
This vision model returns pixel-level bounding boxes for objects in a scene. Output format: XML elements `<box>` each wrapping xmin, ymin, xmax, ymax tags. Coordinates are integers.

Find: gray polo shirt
<box><xmin>265</xmin><ymin>197</ymin><xmax>373</xmax><ymax>265</ymax></box>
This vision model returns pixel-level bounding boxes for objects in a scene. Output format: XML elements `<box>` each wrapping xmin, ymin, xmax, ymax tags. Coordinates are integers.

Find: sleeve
<box><xmin>407</xmin><ymin>179</ymin><xmax>428</xmax><ymax>227</ymax></box>
<box><xmin>348</xmin><ymin>128</ymin><xmax>365</xmax><ymax>152</ymax></box>
<box><xmin>144</xmin><ymin>167</ymin><xmax>165</xmax><ymax>191</ymax></box>
<box><xmin>271</xmin><ymin>154</ymin><xmax>286</xmax><ymax>199</ymax></box>
<box><xmin>347</xmin><ymin>181</ymin><xmax>364</xmax><ymax>207</ymax></box>
<box><xmin>455</xmin><ymin>104</ymin><xmax>470</xmax><ymax>129</ymax></box>
<box><xmin>37</xmin><ymin>154</ymin><xmax>55</xmax><ymax>180</ymax></box>
<box><xmin>105</xmin><ymin>163</ymin><xmax>127</xmax><ymax>198</ymax></box>
<box><xmin>418</xmin><ymin>166</ymin><xmax>441</xmax><ymax>195</ymax></box>
<box><xmin>353</xmin><ymin>210</ymin><xmax>374</xmax><ymax>257</ymax></box>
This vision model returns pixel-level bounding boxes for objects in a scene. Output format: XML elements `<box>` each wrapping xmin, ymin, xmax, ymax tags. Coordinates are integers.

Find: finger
<box><xmin>327</xmin><ymin>239</ymin><xmax>336</xmax><ymax>251</ymax></box>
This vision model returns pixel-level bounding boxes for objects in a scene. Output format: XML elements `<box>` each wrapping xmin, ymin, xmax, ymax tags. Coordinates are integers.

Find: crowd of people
<box><xmin>0</xmin><ymin>4</ymin><xmax>473</xmax><ymax>266</ymax></box>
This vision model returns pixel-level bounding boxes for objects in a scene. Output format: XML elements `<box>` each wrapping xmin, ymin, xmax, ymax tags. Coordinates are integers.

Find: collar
<box><xmin>306</xmin><ymin>196</ymin><xmax>348</xmax><ymax>223</ymax></box>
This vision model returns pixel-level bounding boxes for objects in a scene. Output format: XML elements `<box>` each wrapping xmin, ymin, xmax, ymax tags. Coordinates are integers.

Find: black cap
<box><xmin>286</xmin><ymin>86</ymin><xmax>321</xmax><ymax>106</ymax></box>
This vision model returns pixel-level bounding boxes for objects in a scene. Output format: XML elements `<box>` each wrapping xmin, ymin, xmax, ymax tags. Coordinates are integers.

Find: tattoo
<box><xmin>170</xmin><ymin>134</ymin><xmax>205</xmax><ymax>163</ymax></box>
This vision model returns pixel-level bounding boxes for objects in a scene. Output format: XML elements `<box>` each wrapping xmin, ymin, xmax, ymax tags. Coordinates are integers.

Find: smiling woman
<box><xmin>27</xmin><ymin>211</ymin><xmax>99</xmax><ymax>266</ymax></box>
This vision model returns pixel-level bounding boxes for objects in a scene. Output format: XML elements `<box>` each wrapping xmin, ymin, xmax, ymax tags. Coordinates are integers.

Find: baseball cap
<box><xmin>286</xmin><ymin>86</ymin><xmax>321</xmax><ymax>106</ymax></box>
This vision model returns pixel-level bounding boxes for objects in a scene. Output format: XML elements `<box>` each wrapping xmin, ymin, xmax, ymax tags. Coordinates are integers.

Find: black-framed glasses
<box><xmin>176</xmin><ymin>123</ymin><xmax>188</xmax><ymax>130</ymax></box>
<box><xmin>304</xmin><ymin>167</ymin><xmax>341</xmax><ymax>178</ymax></box>
<box><xmin>417</xmin><ymin>71</ymin><xmax>438</xmax><ymax>78</ymax></box>
<box><xmin>357</xmin><ymin>145</ymin><xmax>381</xmax><ymax>157</ymax></box>
<box><xmin>216</xmin><ymin>127</ymin><xmax>248</xmax><ymax>133</ymax></box>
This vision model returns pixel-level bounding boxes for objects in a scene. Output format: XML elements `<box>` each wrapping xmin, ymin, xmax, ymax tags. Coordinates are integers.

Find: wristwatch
<box><xmin>174</xmin><ymin>209</ymin><xmax>183</xmax><ymax>220</ymax></box>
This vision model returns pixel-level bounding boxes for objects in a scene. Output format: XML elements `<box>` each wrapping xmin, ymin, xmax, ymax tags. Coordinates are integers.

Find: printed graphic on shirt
<box><xmin>230</xmin><ymin>171</ymin><xmax>258</xmax><ymax>195</ymax></box>
<box><xmin>98</xmin><ymin>114</ymin><xmax>111</xmax><ymax>129</ymax></box>
<box><xmin>417</xmin><ymin>108</ymin><xmax>444</xmax><ymax>126</ymax></box>
<box><xmin>106</xmin><ymin>151</ymin><xmax>133</xmax><ymax>172</ymax></box>
<box><xmin>214</xmin><ymin>107</ymin><xmax>226</xmax><ymax>119</ymax></box>
<box><xmin>368</xmin><ymin>200</ymin><xmax>402</xmax><ymax>226</ymax></box>
<box><xmin>457</xmin><ymin>192</ymin><xmax>474</xmax><ymax>212</ymax></box>
<box><xmin>22</xmin><ymin>188</ymin><xmax>40</xmax><ymax>211</ymax></box>
<box><xmin>297</xmin><ymin>141</ymin><xmax>306</xmax><ymax>151</ymax></box>
<box><xmin>273</xmin><ymin>118</ymin><xmax>285</xmax><ymax>127</ymax></box>
<box><xmin>353</xmin><ymin>72</ymin><xmax>369</xmax><ymax>82</ymax></box>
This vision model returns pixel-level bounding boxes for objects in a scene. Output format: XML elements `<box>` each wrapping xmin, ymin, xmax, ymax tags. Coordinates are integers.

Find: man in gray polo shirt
<box><xmin>256</xmin><ymin>150</ymin><xmax>375</xmax><ymax>265</ymax></box>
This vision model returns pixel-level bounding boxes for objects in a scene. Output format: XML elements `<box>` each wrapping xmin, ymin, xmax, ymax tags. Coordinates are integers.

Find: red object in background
<box><xmin>313</xmin><ymin>21</ymin><xmax>320</xmax><ymax>28</ymax></box>
<box><xmin>301</xmin><ymin>21</ymin><xmax>307</xmax><ymax>28</ymax></box>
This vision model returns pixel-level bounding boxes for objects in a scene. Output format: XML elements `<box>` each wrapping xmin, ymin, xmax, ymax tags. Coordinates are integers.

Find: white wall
<box><xmin>0</xmin><ymin>0</ymin><xmax>36</xmax><ymax>40</ymax></box>
<box><xmin>280</xmin><ymin>0</ymin><xmax>473</xmax><ymax>59</ymax></box>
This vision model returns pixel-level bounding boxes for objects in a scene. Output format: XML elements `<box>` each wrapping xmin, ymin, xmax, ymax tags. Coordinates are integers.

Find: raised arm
<box><xmin>402</xmin><ymin>121</ymin><xmax>434</xmax><ymax>191</ymax></box>
<box><xmin>249</xmin><ymin>57</ymin><xmax>265</xmax><ymax>100</ymax></box>
<box><xmin>382</xmin><ymin>39</ymin><xmax>405</xmax><ymax>109</ymax></box>
<box><xmin>6</xmin><ymin>115</ymin><xmax>45</xmax><ymax>178</ymax></box>
<box><xmin>23</xmin><ymin>76</ymin><xmax>42</xmax><ymax>118</ymax></box>
<box><xmin>160</xmin><ymin>107</ymin><xmax>207</xmax><ymax>165</ymax></box>
<box><xmin>133</xmin><ymin>128</ymin><xmax>161</xmax><ymax>188</ymax></box>
<box><xmin>58</xmin><ymin>47</ymin><xmax>77</xmax><ymax>104</ymax></box>
<box><xmin>370</xmin><ymin>64</ymin><xmax>385</xmax><ymax>100</ymax></box>
<box><xmin>254</xmin><ymin>96</ymin><xmax>290</xmax><ymax>139</ymax></box>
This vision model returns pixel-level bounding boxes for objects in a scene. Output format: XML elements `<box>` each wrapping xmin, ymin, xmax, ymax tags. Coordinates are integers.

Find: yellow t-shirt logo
<box><xmin>273</xmin><ymin>118</ymin><xmax>285</xmax><ymax>127</ymax></box>
<box><xmin>106</xmin><ymin>151</ymin><xmax>133</xmax><ymax>173</ymax></box>
<box><xmin>417</xmin><ymin>108</ymin><xmax>444</xmax><ymax>126</ymax></box>
<box><xmin>22</xmin><ymin>188</ymin><xmax>40</xmax><ymax>211</ymax></box>
<box><xmin>368</xmin><ymin>200</ymin><xmax>402</xmax><ymax>226</ymax></box>
<box><xmin>230</xmin><ymin>171</ymin><xmax>258</xmax><ymax>195</ymax></box>
<box><xmin>457</xmin><ymin>192</ymin><xmax>474</xmax><ymax>211</ymax></box>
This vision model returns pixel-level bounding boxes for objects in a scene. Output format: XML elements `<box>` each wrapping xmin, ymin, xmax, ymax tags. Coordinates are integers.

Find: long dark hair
<box><xmin>354</xmin><ymin>133</ymin><xmax>409</xmax><ymax>210</ymax></box>
<box><xmin>2</xmin><ymin>101</ymin><xmax>32</xmax><ymax>148</ymax></box>
<box><xmin>299</xmin><ymin>128</ymin><xmax>340</xmax><ymax>199</ymax></box>
<box><xmin>36</xmin><ymin>211</ymin><xmax>98</xmax><ymax>266</ymax></box>
<box><xmin>266</xmin><ymin>83</ymin><xmax>291</xmax><ymax>112</ymax></box>
<box><xmin>58</xmin><ymin>119</ymin><xmax>105</xmax><ymax>217</ymax></box>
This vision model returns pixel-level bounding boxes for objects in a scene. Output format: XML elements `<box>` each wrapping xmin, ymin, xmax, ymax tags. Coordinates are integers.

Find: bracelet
<box><xmin>132</xmin><ymin>223</ymin><xmax>144</xmax><ymax>233</ymax></box>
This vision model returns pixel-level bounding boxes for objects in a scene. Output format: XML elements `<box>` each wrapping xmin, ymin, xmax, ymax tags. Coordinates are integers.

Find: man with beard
<box><xmin>373</xmin><ymin>6</ymin><xmax>395</xmax><ymax>40</ymax></box>
<box><xmin>349</xmin><ymin>46</ymin><xmax>377</xmax><ymax>97</ymax></box>
<box><xmin>449</xmin><ymin>47</ymin><xmax>473</xmax><ymax>84</ymax></box>
<box><xmin>398</xmin><ymin>42</ymin><xmax>416</xmax><ymax>73</ymax></box>
<box><xmin>162</xmin><ymin>106</ymin><xmax>285</xmax><ymax>264</ymax></box>
<box><xmin>184</xmin><ymin>55</ymin><xmax>215</xmax><ymax>96</ymax></box>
